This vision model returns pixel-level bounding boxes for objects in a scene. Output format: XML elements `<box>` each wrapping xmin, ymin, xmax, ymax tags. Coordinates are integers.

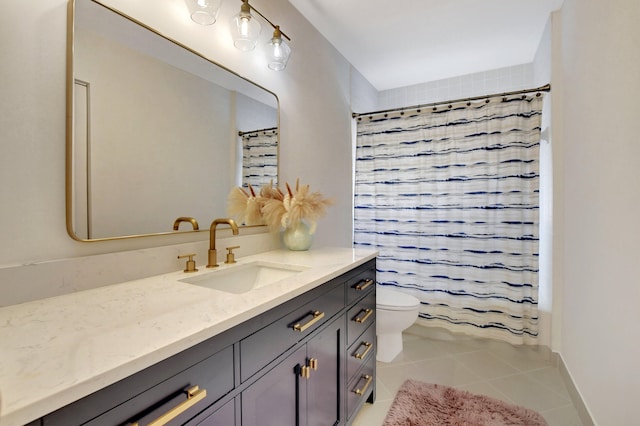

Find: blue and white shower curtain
<box><xmin>354</xmin><ymin>96</ymin><xmax>542</xmax><ymax>344</ymax></box>
<box><xmin>241</xmin><ymin>128</ymin><xmax>278</xmax><ymax>189</ymax></box>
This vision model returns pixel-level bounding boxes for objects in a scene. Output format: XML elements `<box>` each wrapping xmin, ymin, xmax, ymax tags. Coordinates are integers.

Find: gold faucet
<box><xmin>207</xmin><ymin>218</ymin><xmax>239</xmax><ymax>268</ymax></box>
<box><xmin>173</xmin><ymin>216</ymin><xmax>200</xmax><ymax>231</ymax></box>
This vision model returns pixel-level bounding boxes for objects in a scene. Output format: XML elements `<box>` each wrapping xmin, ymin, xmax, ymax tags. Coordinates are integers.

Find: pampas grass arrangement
<box><xmin>227</xmin><ymin>179</ymin><xmax>333</xmax><ymax>233</ymax></box>
<box><xmin>227</xmin><ymin>184</ymin><xmax>264</xmax><ymax>226</ymax></box>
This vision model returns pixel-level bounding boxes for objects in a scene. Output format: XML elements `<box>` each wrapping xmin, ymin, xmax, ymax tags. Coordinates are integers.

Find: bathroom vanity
<box><xmin>0</xmin><ymin>248</ymin><xmax>376</xmax><ymax>426</ymax></box>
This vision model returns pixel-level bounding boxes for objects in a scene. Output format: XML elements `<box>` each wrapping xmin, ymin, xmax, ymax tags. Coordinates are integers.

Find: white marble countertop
<box><xmin>0</xmin><ymin>247</ymin><xmax>377</xmax><ymax>426</ymax></box>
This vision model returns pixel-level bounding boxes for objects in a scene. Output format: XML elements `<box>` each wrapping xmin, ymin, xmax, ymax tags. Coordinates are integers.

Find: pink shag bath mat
<box><xmin>383</xmin><ymin>380</ymin><xmax>548</xmax><ymax>426</ymax></box>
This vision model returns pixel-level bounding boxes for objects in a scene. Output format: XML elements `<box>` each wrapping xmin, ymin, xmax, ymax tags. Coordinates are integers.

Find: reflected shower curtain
<box><xmin>241</xmin><ymin>128</ymin><xmax>278</xmax><ymax>188</ymax></box>
<box><xmin>354</xmin><ymin>96</ymin><xmax>542</xmax><ymax>344</ymax></box>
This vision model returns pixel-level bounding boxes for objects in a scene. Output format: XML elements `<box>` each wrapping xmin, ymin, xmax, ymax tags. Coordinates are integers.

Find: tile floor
<box><xmin>352</xmin><ymin>325</ymin><xmax>584</xmax><ymax>426</ymax></box>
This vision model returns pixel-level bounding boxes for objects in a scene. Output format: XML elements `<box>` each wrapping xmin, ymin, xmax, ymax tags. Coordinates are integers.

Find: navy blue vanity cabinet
<box><xmin>242</xmin><ymin>315</ymin><xmax>344</xmax><ymax>426</ymax></box>
<box><xmin>36</xmin><ymin>259</ymin><xmax>376</xmax><ymax>426</ymax></box>
<box><xmin>241</xmin><ymin>345</ymin><xmax>308</xmax><ymax>425</ymax></box>
<box><xmin>241</xmin><ymin>275</ymin><xmax>346</xmax><ymax>426</ymax></box>
<box><xmin>239</xmin><ymin>280</ymin><xmax>345</xmax><ymax>383</ymax></box>
<box><xmin>306</xmin><ymin>315</ymin><xmax>345</xmax><ymax>425</ymax></box>
<box><xmin>345</xmin><ymin>267</ymin><xmax>377</xmax><ymax>424</ymax></box>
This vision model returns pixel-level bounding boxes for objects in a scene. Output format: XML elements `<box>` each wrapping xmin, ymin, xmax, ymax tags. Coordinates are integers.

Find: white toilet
<box><xmin>376</xmin><ymin>286</ymin><xmax>421</xmax><ymax>362</ymax></box>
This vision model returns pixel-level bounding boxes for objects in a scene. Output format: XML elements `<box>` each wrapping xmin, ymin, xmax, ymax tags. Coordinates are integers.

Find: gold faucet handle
<box><xmin>178</xmin><ymin>253</ymin><xmax>198</xmax><ymax>273</ymax></box>
<box><xmin>225</xmin><ymin>246</ymin><xmax>240</xmax><ymax>264</ymax></box>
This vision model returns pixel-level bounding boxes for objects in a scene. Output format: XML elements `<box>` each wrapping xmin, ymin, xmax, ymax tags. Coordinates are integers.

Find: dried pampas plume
<box><xmin>259</xmin><ymin>181</ymin><xmax>284</xmax><ymax>202</ymax></box>
<box><xmin>259</xmin><ymin>181</ymin><xmax>286</xmax><ymax>230</ymax></box>
<box><xmin>226</xmin><ymin>184</ymin><xmax>263</xmax><ymax>225</ymax></box>
<box><xmin>281</xmin><ymin>183</ymin><xmax>333</xmax><ymax>233</ymax></box>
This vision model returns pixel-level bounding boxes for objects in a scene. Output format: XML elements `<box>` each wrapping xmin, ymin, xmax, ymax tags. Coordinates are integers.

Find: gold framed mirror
<box><xmin>66</xmin><ymin>0</ymin><xmax>279</xmax><ymax>241</ymax></box>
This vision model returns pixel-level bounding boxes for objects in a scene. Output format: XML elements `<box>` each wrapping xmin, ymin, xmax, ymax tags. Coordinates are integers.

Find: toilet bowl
<box><xmin>376</xmin><ymin>286</ymin><xmax>420</xmax><ymax>362</ymax></box>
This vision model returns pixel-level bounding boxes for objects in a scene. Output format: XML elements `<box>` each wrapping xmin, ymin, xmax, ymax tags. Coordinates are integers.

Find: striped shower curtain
<box><xmin>241</xmin><ymin>128</ymin><xmax>278</xmax><ymax>189</ymax></box>
<box><xmin>354</xmin><ymin>96</ymin><xmax>543</xmax><ymax>344</ymax></box>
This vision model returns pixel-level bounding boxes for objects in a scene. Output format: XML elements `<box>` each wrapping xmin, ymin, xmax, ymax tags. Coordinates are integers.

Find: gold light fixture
<box><xmin>231</xmin><ymin>0</ymin><xmax>292</xmax><ymax>70</ymax></box>
<box><xmin>187</xmin><ymin>0</ymin><xmax>292</xmax><ymax>70</ymax></box>
<box><xmin>185</xmin><ymin>0</ymin><xmax>222</xmax><ymax>25</ymax></box>
<box><xmin>267</xmin><ymin>26</ymin><xmax>291</xmax><ymax>71</ymax></box>
<box><xmin>230</xmin><ymin>0</ymin><xmax>262</xmax><ymax>51</ymax></box>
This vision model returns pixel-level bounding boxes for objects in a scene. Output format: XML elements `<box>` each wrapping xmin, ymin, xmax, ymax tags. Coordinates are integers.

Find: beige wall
<box><xmin>557</xmin><ymin>0</ymin><xmax>640</xmax><ymax>423</ymax></box>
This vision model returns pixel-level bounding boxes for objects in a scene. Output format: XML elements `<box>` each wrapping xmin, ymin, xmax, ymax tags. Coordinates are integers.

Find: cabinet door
<box><xmin>242</xmin><ymin>346</ymin><xmax>308</xmax><ymax>426</ymax></box>
<box><xmin>307</xmin><ymin>316</ymin><xmax>344</xmax><ymax>426</ymax></box>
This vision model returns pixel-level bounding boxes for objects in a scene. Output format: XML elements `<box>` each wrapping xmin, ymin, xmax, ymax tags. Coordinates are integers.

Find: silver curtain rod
<box><xmin>238</xmin><ymin>126</ymin><xmax>278</xmax><ymax>137</ymax></box>
<box><xmin>352</xmin><ymin>84</ymin><xmax>551</xmax><ymax>120</ymax></box>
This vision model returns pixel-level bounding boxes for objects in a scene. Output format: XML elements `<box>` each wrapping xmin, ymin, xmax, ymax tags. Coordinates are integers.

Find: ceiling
<box><xmin>287</xmin><ymin>0</ymin><xmax>564</xmax><ymax>91</ymax></box>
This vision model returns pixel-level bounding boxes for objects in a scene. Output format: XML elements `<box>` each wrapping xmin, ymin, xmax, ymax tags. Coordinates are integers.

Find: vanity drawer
<box><xmin>346</xmin><ymin>356</ymin><xmax>375</xmax><ymax>421</ymax></box>
<box><xmin>346</xmin><ymin>290</ymin><xmax>376</xmax><ymax>347</ymax></box>
<box><xmin>195</xmin><ymin>398</ymin><xmax>235</xmax><ymax>425</ymax></box>
<box><xmin>346</xmin><ymin>264</ymin><xmax>376</xmax><ymax>305</ymax></box>
<box><xmin>45</xmin><ymin>345</ymin><xmax>234</xmax><ymax>426</ymax></box>
<box><xmin>240</xmin><ymin>282</ymin><xmax>345</xmax><ymax>382</ymax></box>
<box><xmin>347</xmin><ymin>323</ymin><xmax>376</xmax><ymax>382</ymax></box>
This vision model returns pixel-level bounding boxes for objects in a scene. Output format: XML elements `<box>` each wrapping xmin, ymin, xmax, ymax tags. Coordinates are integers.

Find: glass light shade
<box><xmin>231</xmin><ymin>12</ymin><xmax>262</xmax><ymax>51</ymax></box>
<box><xmin>185</xmin><ymin>0</ymin><xmax>222</xmax><ymax>25</ymax></box>
<box><xmin>267</xmin><ymin>35</ymin><xmax>291</xmax><ymax>71</ymax></box>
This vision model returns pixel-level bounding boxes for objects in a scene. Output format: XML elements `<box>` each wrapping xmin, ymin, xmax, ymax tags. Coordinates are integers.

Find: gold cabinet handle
<box><xmin>353</xmin><ymin>341</ymin><xmax>373</xmax><ymax>360</ymax></box>
<box><xmin>352</xmin><ymin>308</ymin><xmax>373</xmax><ymax>324</ymax></box>
<box><xmin>131</xmin><ymin>386</ymin><xmax>207</xmax><ymax>426</ymax></box>
<box><xmin>300</xmin><ymin>365</ymin><xmax>311</xmax><ymax>379</ymax></box>
<box><xmin>309</xmin><ymin>357</ymin><xmax>318</xmax><ymax>370</ymax></box>
<box><xmin>353</xmin><ymin>374</ymin><xmax>373</xmax><ymax>396</ymax></box>
<box><xmin>355</xmin><ymin>278</ymin><xmax>373</xmax><ymax>291</ymax></box>
<box><xmin>292</xmin><ymin>310</ymin><xmax>325</xmax><ymax>332</ymax></box>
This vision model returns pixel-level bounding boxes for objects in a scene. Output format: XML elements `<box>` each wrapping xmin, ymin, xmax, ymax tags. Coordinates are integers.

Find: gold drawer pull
<box><xmin>292</xmin><ymin>310</ymin><xmax>325</xmax><ymax>332</ymax></box>
<box><xmin>353</xmin><ymin>341</ymin><xmax>373</xmax><ymax>360</ymax></box>
<box><xmin>353</xmin><ymin>374</ymin><xmax>373</xmax><ymax>396</ymax></box>
<box><xmin>131</xmin><ymin>385</ymin><xmax>207</xmax><ymax>426</ymax></box>
<box><xmin>353</xmin><ymin>308</ymin><xmax>373</xmax><ymax>324</ymax></box>
<box><xmin>355</xmin><ymin>278</ymin><xmax>373</xmax><ymax>291</ymax></box>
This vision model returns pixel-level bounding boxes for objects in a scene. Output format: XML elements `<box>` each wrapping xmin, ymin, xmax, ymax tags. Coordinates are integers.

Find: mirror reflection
<box><xmin>68</xmin><ymin>0</ymin><xmax>279</xmax><ymax>241</ymax></box>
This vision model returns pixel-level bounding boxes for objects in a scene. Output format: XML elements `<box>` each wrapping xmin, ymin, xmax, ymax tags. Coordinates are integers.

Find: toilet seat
<box><xmin>377</xmin><ymin>287</ymin><xmax>420</xmax><ymax>311</ymax></box>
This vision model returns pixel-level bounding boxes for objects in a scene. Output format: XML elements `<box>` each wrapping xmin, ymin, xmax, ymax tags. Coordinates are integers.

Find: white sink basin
<box><xmin>179</xmin><ymin>261</ymin><xmax>308</xmax><ymax>294</ymax></box>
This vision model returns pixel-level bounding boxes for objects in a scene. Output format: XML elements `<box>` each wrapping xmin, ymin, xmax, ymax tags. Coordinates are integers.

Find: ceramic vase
<box><xmin>282</xmin><ymin>221</ymin><xmax>313</xmax><ymax>251</ymax></box>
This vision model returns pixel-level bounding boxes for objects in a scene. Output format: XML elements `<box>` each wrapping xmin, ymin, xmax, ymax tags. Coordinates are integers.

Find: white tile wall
<box><xmin>377</xmin><ymin>63</ymin><xmax>536</xmax><ymax>111</ymax></box>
